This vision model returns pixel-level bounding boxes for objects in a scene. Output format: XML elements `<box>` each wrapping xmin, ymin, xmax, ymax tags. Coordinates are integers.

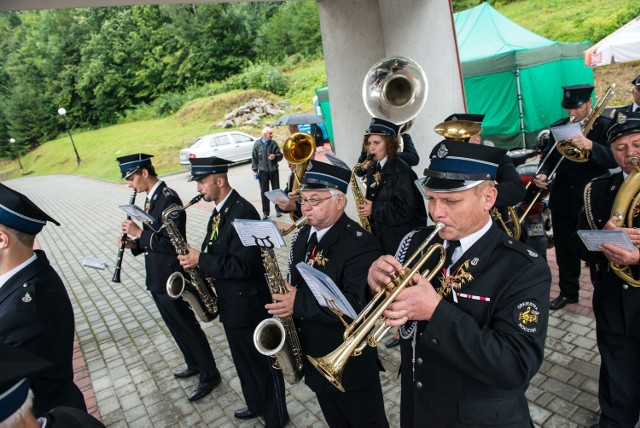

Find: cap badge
<box><xmin>436</xmin><ymin>143</ymin><xmax>449</xmax><ymax>159</ymax></box>
<box><xmin>565</xmin><ymin>90</ymin><xmax>571</xmax><ymax>97</ymax></box>
<box><xmin>618</xmin><ymin>113</ymin><xmax>628</xmax><ymax>124</ymax></box>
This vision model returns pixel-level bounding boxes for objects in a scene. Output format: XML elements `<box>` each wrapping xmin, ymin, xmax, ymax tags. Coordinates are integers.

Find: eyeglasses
<box><xmin>296</xmin><ymin>194</ymin><xmax>335</xmax><ymax>206</ymax></box>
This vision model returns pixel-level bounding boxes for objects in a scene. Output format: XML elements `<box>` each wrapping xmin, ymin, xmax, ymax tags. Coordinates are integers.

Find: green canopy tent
<box><xmin>454</xmin><ymin>3</ymin><xmax>593</xmax><ymax>149</ymax></box>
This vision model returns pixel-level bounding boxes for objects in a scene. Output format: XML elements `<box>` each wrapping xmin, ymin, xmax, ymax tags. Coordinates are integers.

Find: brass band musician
<box><xmin>115</xmin><ymin>153</ymin><xmax>220</xmax><ymax>402</ymax></box>
<box><xmin>266</xmin><ymin>160</ymin><xmax>388</xmax><ymax>428</ymax></box>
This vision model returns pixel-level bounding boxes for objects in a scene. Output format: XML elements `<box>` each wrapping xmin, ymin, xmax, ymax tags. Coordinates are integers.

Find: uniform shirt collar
<box><xmin>309</xmin><ymin>224</ymin><xmax>334</xmax><ymax>242</ymax></box>
<box><xmin>214</xmin><ymin>189</ymin><xmax>233</xmax><ymax>213</ymax></box>
<box><xmin>147</xmin><ymin>179</ymin><xmax>163</xmax><ymax>201</ymax></box>
<box><xmin>379</xmin><ymin>156</ymin><xmax>388</xmax><ymax>169</ymax></box>
<box><xmin>0</xmin><ymin>252</ymin><xmax>37</xmax><ymax>291</ymax></box>
<box><xmin>455</xmin><ymin>217</ymin><xmax>493</xmax><ymax>258</ymax></box>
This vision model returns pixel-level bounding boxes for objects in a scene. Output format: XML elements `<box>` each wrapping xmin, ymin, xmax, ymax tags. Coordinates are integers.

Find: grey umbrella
<box><xmin>273</xmin><ymin>113</ymin><xmax>324</xmax><ymax>126</ymax></box>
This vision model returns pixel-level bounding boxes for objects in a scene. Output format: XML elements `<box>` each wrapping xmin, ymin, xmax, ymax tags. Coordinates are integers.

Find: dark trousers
<box><xmin>259</xmin><ymin>170</ymin><xmax>280</xmax><ymax>215</ymax></box>
<box><xmin>224</xmin><ymin>324</ymin><xmax>288</xmax><ymax>428</ymax></box>
<box><xmin>316</xmin><ymin>383</ymin><xmax>388</xmax><ymax>428</ymax></box>
<box><xmin>552</xmin><ymin>213</ymin><xmax>581</xmax><ymax>300</ymax></box>
<box><xmin>152</xmin><ymin>292</ymin><xmax>219</xmax><ymax>383</ymax></box>
<box><xmin>596</xmin><ymin>329</ymin><xmax>640</xmax><ymax>427</ymax></box>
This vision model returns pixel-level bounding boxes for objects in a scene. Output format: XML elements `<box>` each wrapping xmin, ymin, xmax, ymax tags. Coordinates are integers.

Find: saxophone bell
<box><xmin>167</xmin><ymin>272</ymin><xmax>218</xmax><ymax>322</ymax></box>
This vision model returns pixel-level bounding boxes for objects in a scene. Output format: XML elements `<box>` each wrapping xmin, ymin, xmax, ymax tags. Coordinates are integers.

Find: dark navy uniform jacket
<box><xmin>289</xmin><ymin>213</ymin><xmax>383</xmax><ymax>393</ymax></box>
<box><xmin>0</xmin><ymin>250</ymin><xmax>85</xmax><ymax>416</ymax></box>
<box><xmin>197</xmin><ymin>189</ymin><xmax>271</xmax><ymax>328</ymax></box>
<box><xmin>397</xmin><ymin>223</ymin><xmax>550</xmax><ymax>427</ymax></box>
<box><xmin>131</xmin><ymin>181</ymin><xmax>186</xmax><ymax>293</ymax></box>
<box><xmin>571</xmin><ymin>172</ymin><xmax>640</xmax><ymax>337</ymax></box>
<box><xmin>538</xmin><ymin>116</ymin><xmax>616</xmax><ymax>218</ymax></box>
<box><xmin>365</xmin><ymin>157</ymin><xmax>427</xmax><ymax>255</ymax></box>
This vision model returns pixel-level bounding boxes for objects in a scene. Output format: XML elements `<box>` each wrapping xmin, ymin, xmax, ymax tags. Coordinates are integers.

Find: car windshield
<box><xmin>190</xmin><ymin>136</ymin><xmax>211</xmax><ymax>149</ymax></box>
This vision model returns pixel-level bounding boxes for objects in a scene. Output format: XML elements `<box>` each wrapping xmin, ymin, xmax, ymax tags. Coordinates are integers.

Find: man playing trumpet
<box><xmin>368</xmin><ymin>141</ymin><xmax>550</xmax><ymax>427</ymax></box>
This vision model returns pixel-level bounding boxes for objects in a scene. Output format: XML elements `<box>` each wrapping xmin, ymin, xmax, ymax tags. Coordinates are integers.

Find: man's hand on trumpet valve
<box><xmin>367</xmin><ymin>255</ymin><xmax>403</xmax><ymax>295</ymax></box>
<box><xmin>177</xmin><ymin>245</ymin><xmax>201</xmax><ymax>269</ymax></box>
<box><xmin>356</xmin><ymin>198</ymin><xmax>373</xmax><ymax>217</ymax></box>
<box><xmin>265</xmin><ymin>282</ymin><xmax>297</xmax><ymax>318</ymax></box>
<box><xmin>383</xmin><ymin>274</ymin><xmax>442</xmax><ymax>325</ymax></box>
<box><xmin>533</xmin><ymin>174</ymin><xmax>548</xmax><ymax>190</ymax></box>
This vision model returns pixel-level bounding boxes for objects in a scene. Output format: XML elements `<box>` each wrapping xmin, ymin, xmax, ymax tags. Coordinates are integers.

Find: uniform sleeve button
<box><xmin>430</xmin><ymin>338</ymin><xmax>438</xmax><ymax>345</ymax></box>
<box><xmin>416</xmin><ymin>381</ymin><xmax>423</xmax><ymax>389</ymax></box>
<box><xmin>623</xmin><ymin>284</ymin><xmax>629</xmax><ymax>290</ymax></box>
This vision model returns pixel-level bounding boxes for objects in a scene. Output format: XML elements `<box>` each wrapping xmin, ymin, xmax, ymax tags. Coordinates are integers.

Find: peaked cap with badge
<box><xmin>188</xmin><ymin>156</ymin><xmax>234</xmax><ymax>182</ymax></box>
<box><xmin>606</xmin><ymin>110</ymin><xmax>640</xmax><ymax>144</ymax></box>
<box><xmin>0</xmin><ymin>343</ymin><xmax>53</xmax><ymax>423</ymax></box>
<box><xmin>0</xmin><ymin>183</ymin><xmax>60</xmax><ymax>235</ymax></box>
<box><xmin>300</xmin><ymin>160</ymin><xmax>351</xmax><ymax>194</ymax></box>
<box><xmin>560</xmin><ymin>84</ymin><xmax>594</xmax><ymax>109</ymax></box>
<box><xmin>364</xmin><ymin>117</ymin><xmax>400</xmax><ymax>137</ymax></box>
<box><xmin>116</xmin><ymin>153</ymin><xmax>153</xmax><ymax>179</ymax></box>
<box><xmin>421</xmin><ymin>140</ymin><xmax>502</xmax><ymax>192</ymax></box>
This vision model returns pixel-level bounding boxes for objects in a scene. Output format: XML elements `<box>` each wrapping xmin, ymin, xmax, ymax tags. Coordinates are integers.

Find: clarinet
<box><xmin>112</xmin><ymin>190</ymin><xmax>137</xmax><ymax>283</ymax></box>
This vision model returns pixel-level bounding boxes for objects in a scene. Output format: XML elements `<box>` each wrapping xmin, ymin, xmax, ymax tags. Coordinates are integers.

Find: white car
<box><xmin>179</xmin><ymin>131</ymin><xmax>258</xmax><ymax>166</ymax></box>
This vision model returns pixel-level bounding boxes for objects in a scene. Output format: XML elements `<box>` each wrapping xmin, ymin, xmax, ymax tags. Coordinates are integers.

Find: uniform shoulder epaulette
<box><xmin>500</xmin><ymin>237</ymin><xmax>543</xmax><ymax>263</ymax></box>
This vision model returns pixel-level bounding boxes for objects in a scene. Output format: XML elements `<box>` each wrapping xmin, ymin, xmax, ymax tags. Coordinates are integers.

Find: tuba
<box><xmin>556</xmin><ymin>83</ymin><xmax>616</xmax><ymax>162</ymax></box>
<box><xmin>609</xmin><ymin>156</ymin><xmax>640</xmax><ymax>287</ymax></box>
<box><xmin>283</xmin><ymin>132</ymin><xmax>315</xmax><ymax>221</ymax></box>
<box><xmin>307</xmin><ymin>223</ymin><xmax>446</xmax><ymax>392</ymax></box>
<box><xmin>253</xmin><ymin>218</ymin><xmax>307</xmax><ymax>384</ymax></box>
<box><xmin>163</xmin><ymin>195</ymin><xmax>219</xmax><ymax>322</ymax></box>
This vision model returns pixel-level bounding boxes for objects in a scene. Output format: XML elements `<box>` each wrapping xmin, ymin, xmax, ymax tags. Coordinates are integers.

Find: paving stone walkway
<box><xmin>7</xmin><ymin>163</ymin><xmax>603</xmax><ymax>427</ymax></box>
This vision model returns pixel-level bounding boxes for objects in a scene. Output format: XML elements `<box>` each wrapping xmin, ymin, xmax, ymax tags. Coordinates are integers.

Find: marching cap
<box><xmin>631</xmin><ymin>74</ymin><xmax>640</xmax><ymax>87</ymax></box>
<box><xmin>561</xmin><ymin>84</ymin><xmax>594</xmax><ymax>109</ymax></box>
<box><xmin>300</xmin><ymin>160</ymin><xmax>351</xmax><ymax>194</ymax></box>
<box><xmin>444</xmin><ymin>113</ymin><xmax>485</xmax><ymax>124</ymax></box>
<box><xmin>364</xmin><ymin>117</ymin><xmax>399</xmax><ymax>137</ymax></box>
<box><xmin>606</xmin><ymin>110</ymin><xmax>640</xmax><ymax>144</ymax></box>
<box><xmin>420</xmin><ymin>140</ymin><xmax>502</xmax><ymax>192</ymax></box>
<box><xmin>0</xmin><ymin>183</ymin><xmax>60</xmax><ymax>234</ymax></box>
<box><xmin>0</xmin><ymin>343</ymin><xmax>53</xmax><ymax>423</ymax></box>
<box><xmin>116</xmin><ymin>153</ymin><xmax>153</xmax><ymax>179</ymax></box>
<box><xmin>188</xmin><ymin>156</ymin><xmax>234</xmax><ymax>182</ymax></box>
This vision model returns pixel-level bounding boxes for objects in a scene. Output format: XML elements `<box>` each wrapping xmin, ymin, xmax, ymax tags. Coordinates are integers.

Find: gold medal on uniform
<box><xmin>437</xmin><ymin>259</ymin><xmax>473</xmax><ymax>297</ymax></box>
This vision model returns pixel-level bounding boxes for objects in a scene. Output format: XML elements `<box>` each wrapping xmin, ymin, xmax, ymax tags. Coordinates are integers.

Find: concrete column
<box><xmin>317</xmin><ymin>0</ymin><xmax>465</xmax><ymax>172</ymax></box>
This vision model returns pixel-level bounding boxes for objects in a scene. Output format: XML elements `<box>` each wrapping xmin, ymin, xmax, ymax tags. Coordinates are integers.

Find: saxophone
<box><xmin>252</xmin><ymin>218</ymin><xmax>306</xmax><ymax>385</ymax></box>
<box><xmin>351</xmin><ymin>155</ymin><xmax>373</xmax><ymax>233</ymax></box>
<box><xmin>163</xmin><ymin>194</ymin><xmax>219</xmax><ymax>322</ymax></box>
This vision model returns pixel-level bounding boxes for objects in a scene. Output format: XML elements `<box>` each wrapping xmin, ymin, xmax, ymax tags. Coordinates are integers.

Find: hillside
<box><xmin>1</xmin><ymin>2</ymin><xmax>637</xmax><ymax>181</ymax></box>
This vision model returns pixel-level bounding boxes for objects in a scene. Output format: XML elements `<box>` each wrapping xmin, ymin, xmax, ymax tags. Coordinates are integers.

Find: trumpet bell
<box><xmin>363</xmin><ymin>56</ymin><xmax>428</xmax><ymax>125</ymax></box>
<box><xmin>434</xmin><ymin>120</ymin><xmax>482</xmax><ymax>141</ymax></box>
<box><xmin>283</xmin><ymin>132</ymin><xmax>315</xmax><ymax>164</ymax></box>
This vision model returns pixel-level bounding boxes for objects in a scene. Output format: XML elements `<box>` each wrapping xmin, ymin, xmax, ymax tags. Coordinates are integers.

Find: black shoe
<box><xmin>234</xmin><ymin>407</ymin><xmax>259</xmax><ymax>420</ymax></box>
<box><xmin>385</xmin><ymin>338</ymin><xmax>400</xmax><ymax>348</ymax></box>
<box><xmin>187</xmin><ymin>377</ymin><xmax>220</xmax><ymax>402</ymax></box>
<box><xmin>174</xmin><ymin>368</ymin><xmax>199</xmax><ymax>379</ymax></box>
<box><xmin>549</xmin><ymin>296</ymin><xmax>578</xmax><ymax>310</ymax></box>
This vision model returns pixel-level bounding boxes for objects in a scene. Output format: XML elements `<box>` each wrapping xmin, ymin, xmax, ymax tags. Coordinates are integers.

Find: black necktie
<box><xmin>445</xmin><ymin>240</ymin><xmax>461</xmax><ymax>268</ymax></box>
<box><xmin>144</xmin><ymin>197</ymin><xmax>151</xmax><ymax>213</ymax></box>
<box><xmin>305</xmin><ymin>232</ymin><xmax>318</xmax><ymax>263</ymax></box>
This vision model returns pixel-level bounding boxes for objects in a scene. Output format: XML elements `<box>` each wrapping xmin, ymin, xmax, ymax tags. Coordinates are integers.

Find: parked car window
<box><xmin>191</xmin><ymin>137</ymin><xmax>208</xmax><ymax>149</ymax></box>
<box><xmin>213</xmin><ymin>136</ymin><xmax>230</xmax><ymax>146</ymax></box>
<box><xmin>231</xmin><ymin>134</ymin><xmax>253</xmax><ymax>144</ymax></box>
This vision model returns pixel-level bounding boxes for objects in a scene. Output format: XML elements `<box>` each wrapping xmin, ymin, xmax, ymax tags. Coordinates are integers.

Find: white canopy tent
<box><xmin>584</xmin><ymin>15</ymin><xmax>640</xmax><ymax>66</ymax></box>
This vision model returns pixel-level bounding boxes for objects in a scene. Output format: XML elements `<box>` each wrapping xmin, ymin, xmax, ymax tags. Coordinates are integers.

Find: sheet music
<box><xmin>264</xmin><ymin>189</ymin><xmax>289</xmax><ymax>204</ymax></box>
<box><xmin>296</xmin><ymin>262</ymin><xmax>358</xmax><ymax>319</ymax></box>
<box><xmin>550</xmin><ymin>122</ymin><xmax>582</xmax><ymax>142</ymax></box>
<box><xmin>232</xmin><ymin>219</ymin><xmax>286</xmax><ymax>248</ymax></box>
<box><xmin>577</xmin><ymin>229</ymin><xmax>636</xmax><ymax>252</ymax></box>
<box><xmin>118</xmin><ymin>204</ymin><xmax>154</xmax><ymax>223</ymax></box>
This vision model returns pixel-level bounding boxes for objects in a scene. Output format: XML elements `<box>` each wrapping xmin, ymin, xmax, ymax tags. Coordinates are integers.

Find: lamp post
<box><xmin>9</xmin><ymin>138</ymin><xmax>23</xmax><ymax>174</ymax></box>
<box><xmin>57</xmin><ymin>107</ymin><xmax>81</xmax><ymax>165</ymax></box>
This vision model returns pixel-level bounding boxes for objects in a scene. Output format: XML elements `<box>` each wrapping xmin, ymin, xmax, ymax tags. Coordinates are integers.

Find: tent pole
<box><xmin>515</xmin><ymin>68</ymin><xmax>526</xmax><ymax>148</ymax></box>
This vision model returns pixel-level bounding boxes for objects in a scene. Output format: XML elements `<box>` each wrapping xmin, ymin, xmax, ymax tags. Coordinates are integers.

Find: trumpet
<box><xmin>307</xmin><ymin>222</ymin><xmax>446</xmax><ymax>392</ymax></box>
